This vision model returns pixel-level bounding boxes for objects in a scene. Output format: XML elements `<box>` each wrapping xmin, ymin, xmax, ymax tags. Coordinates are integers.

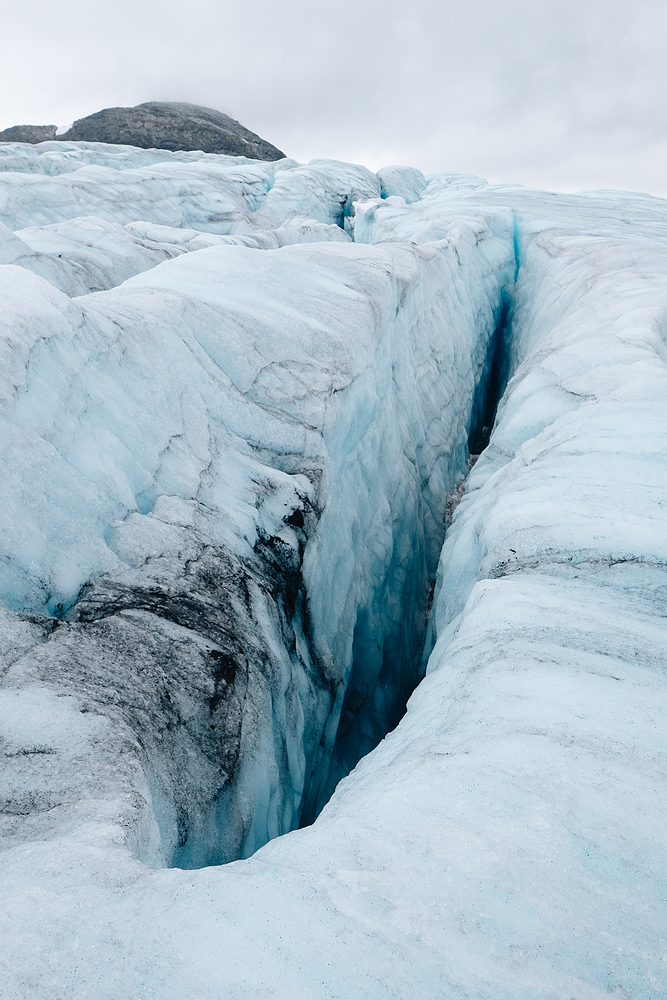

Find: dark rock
<box><xmin>51</xmin><ymin>495</ymin><xmax>325</xmax><ymax>867</ymax></box>
<box><xmin>0</xmin><ymin>124</ymin><xmax>57</xmax><ymax>143</ymax></box>
<box><xmin>59</xmin><ymin>101</ymin><xmax>285</xmax><ymax>160</ymax></box>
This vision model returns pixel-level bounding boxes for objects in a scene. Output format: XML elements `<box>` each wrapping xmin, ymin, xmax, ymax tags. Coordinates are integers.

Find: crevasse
<box><xmin>2</xmin><ymin>146</ymin><xmax>667</xmax><ymax>1000</ymax></box>
<box><xmin>0</xmin><ymin>157</ymin><xmax>516</xmax><ymax>866</ymax></box>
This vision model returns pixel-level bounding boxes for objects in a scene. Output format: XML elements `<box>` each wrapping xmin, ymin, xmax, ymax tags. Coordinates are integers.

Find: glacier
<box><xmin>0</xmin><ymin>141</ymin><xmax>666</xmax><ymax>999</ymax></box>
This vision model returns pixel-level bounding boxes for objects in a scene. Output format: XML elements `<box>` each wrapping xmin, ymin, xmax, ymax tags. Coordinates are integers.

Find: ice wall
<box><xmin>2</xmin><ymin>142</ymin><xmax>666</xmax><ymax>999</ymax></box>
<box><xmin>0</xmin><ymin>146</ymin><xmax>515</xmax><ymax>865</ymax></box>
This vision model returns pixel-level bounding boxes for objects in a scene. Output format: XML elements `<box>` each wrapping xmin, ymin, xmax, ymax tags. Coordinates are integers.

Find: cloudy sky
<box><xmin>3</xmin><ymin>0</ymin><xmax>667</xmax><ymax>194</ymax></box>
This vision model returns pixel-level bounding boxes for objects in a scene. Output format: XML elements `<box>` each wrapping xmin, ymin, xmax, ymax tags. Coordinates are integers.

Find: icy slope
<box><xmin>0</xmin><ymin>146</ymin><xmax>514</xmax><ymax>867</ymax></box>
<box><xmin>0</xmin><ymin>143</ymin><xmax>380</xmax><ymax>231</ymax></box>
<box><xmin>1</xmin><ymin>142</ymin><xmax>666</xmax><ymax>998</ymax></box>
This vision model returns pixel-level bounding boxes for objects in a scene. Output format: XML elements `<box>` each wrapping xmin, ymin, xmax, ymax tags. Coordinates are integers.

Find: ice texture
<box><xmin>0</xmin><ymin>142</ymin><xmax>666</xmax><ymax>998</ymax></box>
<box><xmin>0</xmin><ymin>145</ymin><xmax>380</xmax><ymax>232</ymax></box>
<box><xmin>376</xmin><ymin>164</ymin><xmax>428</xmax><ymax>203</ymax></box>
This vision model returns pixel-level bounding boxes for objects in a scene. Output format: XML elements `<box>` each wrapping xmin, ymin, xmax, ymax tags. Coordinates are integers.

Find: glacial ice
<box><xmin>0</xmin><ymin>142</ymin><xmax>666</xmax><ymax>998</ymax></box>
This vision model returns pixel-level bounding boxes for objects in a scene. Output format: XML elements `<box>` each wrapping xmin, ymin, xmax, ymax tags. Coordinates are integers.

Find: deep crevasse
<box><xmin>0</xmin><ymin>152</ymin><xmax>516</xmax><ymax>866</ymax></box>
<box><xmin>1</xmin><ymin>143</ymin><xmax>666</xmax><ymax>999</ymax></box>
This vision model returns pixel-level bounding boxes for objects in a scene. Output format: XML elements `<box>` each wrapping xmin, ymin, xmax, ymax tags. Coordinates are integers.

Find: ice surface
<box><xmin>1</xmin><ymin>140</ymin><xmax>666</xmax><ymax>998</ymax></box>
<box><xmin>0</xmin><ymin>226</ymin><xmax>512</xmax><ymax>863</ymax></box>
<box><xmin>0</xmin><ymin>146</ymin><xmax>379</xmax><ymax>233</ymax></box>
<box><xmin>376</xmin><ymin>164</ymin><xmax>427</xmax><ymax>203</ymax></box>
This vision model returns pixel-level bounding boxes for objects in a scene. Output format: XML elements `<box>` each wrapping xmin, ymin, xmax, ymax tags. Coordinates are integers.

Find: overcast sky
<box><xmin>3</xmin><ymin>0</ymin><xmax>667</xmax><ymax>195</ymax></box>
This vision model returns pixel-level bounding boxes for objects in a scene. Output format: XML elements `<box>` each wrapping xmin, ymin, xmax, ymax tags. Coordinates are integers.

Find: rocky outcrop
<box><xmin>59</xmin><ymin>101</ymin><xmax>285</xmax><ymax>159</ymax></box>
<box><xmin>0</xmin><ymin>124</ymin><xmax>57</xmax><ymax>143</ymax></box>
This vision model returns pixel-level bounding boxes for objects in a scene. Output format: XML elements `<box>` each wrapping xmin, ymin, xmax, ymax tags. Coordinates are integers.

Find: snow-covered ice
<box><xmin>0</xmin><ymin>141</ymin><xmax>666</xmax><ymax>998</ymax></box>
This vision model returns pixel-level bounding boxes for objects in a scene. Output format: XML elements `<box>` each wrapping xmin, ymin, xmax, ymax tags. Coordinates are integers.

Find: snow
<box><xmin>0</xmin><ymin>140</ymin><xmax>666</xmax><ymax>998</ymax></box>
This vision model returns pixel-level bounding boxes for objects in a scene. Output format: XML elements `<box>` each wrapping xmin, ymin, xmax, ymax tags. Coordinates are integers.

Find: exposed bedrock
<box><xmin>55</xmin><ymin>102</ymin><xmax>285</xmax><ymax>159</ymax></box>
<box><xmin>0</xmin><ymin>124</ymin><xmax>57</xmax><ymax>143</ymax></box>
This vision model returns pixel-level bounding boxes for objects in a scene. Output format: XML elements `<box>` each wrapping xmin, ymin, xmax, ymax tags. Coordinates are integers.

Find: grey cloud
<box><xmin>2</xmin><ymin>0</ymin><xmax>667</xmax><ymax>194</ymax></box>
